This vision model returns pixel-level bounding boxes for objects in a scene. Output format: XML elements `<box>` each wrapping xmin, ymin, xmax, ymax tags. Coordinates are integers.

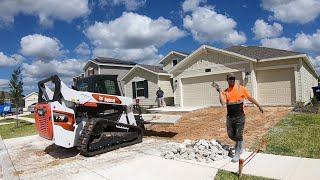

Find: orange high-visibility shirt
<box><xmin>222</xmin><ymin>85</ymin><xmax>250</xmax><ymax>104</ymax></box>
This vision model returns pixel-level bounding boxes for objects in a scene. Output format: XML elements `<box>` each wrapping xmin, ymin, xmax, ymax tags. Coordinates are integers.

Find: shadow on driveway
<box><xmin>44</xmin><ymin>144</ymin><xmax>79</xmax><ymax>159</ymax></box>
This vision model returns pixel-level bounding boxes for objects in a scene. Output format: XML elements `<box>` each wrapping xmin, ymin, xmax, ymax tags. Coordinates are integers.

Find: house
<box><xmin>74</xmin><ymin>57</ymin><xmax>137</xmax><ymax>93</ymax></box>
<box><xmin>0</xmin><ymin>91</ymin><xmax>11</xmax><ymax>103</ymax></box>
<box><xmin>121</xmin><ymin>64</ymin><xmax>174</xmax><ymax>106</ymax></box>
<box><xmin>23</xmin><ymin>92</ymin><xmax>38</xmax><ymax>110</ymax></box>
<box><xmin>122</xmin><ymin>45</ymin><xmax>318</xmax><ymax>107</ymax></box>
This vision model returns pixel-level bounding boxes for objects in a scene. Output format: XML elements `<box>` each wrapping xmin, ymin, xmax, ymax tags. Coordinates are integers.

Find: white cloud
<box><xmin>252</xmin><ymin>19</ymin><xmax>283</xmax><ymax>39</ymax></box>
<box><xmin>310</xmin><ymin>56</ymin><xmax>320</xmax><ymax>73</ymax></box>
<box><xmin>260</xmin><ymin>29</ymin><xmax>320</xmax><ymax>55</ymax></box>
<box><xmin>85</xmin><ymin>12</ymin><xmax>185</xmax><ymax>64</ymax></box>
<box><xmin>260</xmin><ymin>37</ymin><xmax>292</xmax><ymax>50</ymax></box>
<box><xmin>0</xmin><ymin>52</ymin><xmax>23</xmax><ymax>67</ymax></box>
<box><xmin>74</xmin><ymin>42</ymin><xmax>91</xmax><ymax>57</ymax></box>
<box><xmin>99</xmin><ymin>0</ymin><xmax>146</xmax><ymax>11</ymax></box>
<box><xmin>113</xmin><ymin>0</ymin><xmax>146</xmax><ymax>10</ymax></box>
<box><xmin>182</xmin><ymin>0</ymin><xmax>207</xmax><ymax>12</ymax></box>
<box><xmin>0</xmin><ymin>79</ymin><xmax>9</xmax><ymax>89</ymax></box>
<box><xmin>22</xmin><ymin>59</ymin><xmax>86</xmax><ymax>92</ymax></box>
<box><xmin>20</xmin><ymin>34</ymin><xmax>64</xmax><ymax>60</ymax></box>
<box><xmin>0</xmin><ymin>0</ymin><xmax>89</xmax><ymax>26</ymax></box>
<box><xmin>292</xmin><ymin>30</ymin><xmax>320</xmax><ymax>53</ymax></box>
<box><xmin>182</xmin><ymin>6</ymin><xmax>246</xmax><ymax>45</ymax></box>
<box><xmin>261</xmin><ymin>0</ymin><xmax>320</xmax><ymax>24</ymax></box>
<box><xmin>93</xmin><ymin>46</ymin><xmax>162</xmax><ymax>64</ymax></box>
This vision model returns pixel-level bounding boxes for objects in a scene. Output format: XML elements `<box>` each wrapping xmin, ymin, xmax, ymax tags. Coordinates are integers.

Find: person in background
<box><xmin>212</xmin><ymin>73</ymin><xmax>264</xmax><ymax>162</ymax></box>
<box><xmin>156</xmin><ymin>87</ymin><xmax>165</xmax><ymax>107</ymax></box>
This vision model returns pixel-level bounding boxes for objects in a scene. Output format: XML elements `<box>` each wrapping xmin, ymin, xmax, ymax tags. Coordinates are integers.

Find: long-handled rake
<box><xmin>238</xmin><ymin>138</ymin><xmax>267</xmax><ymax>177</ymax></box>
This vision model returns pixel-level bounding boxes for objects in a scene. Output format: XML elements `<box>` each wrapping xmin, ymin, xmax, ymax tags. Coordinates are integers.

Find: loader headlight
<box><xmin>37</xmin><ymin>109</ymin><xmax>46</xmax><ymax>116</ymax></box>
<box><xmin>53</xmin><ymin>112</ymin><xmax>68</xmax><ymax>122</ymax></box>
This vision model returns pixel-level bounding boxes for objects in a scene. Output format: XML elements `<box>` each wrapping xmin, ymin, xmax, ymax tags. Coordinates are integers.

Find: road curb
<box><xmin>0</xmin><ymin>136</ymin><xmax>19</xmax><ymax>180</ymax></box>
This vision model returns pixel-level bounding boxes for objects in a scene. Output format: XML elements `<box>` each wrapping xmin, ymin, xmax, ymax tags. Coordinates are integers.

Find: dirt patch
<box><xmin>146</xmin><ymin>107</ymin><xmax>291</xmax><ymax>148</ymax></box>
<box><xmin>48</xmin><ymin>160</ymin><xmax>61</xmax><ymax>167</ymax></box>
<box><xmin>13</xmin><ymin>170</ymin><xmax>24</xmax><ymax>176</ymax></box>
<box><xmin>35</xmin><ymin>150</ymin><xmax>47</xmax><ymax>157</ymax></box>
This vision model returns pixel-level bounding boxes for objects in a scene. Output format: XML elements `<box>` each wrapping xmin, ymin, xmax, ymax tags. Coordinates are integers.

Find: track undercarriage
<box><xmin>77</xmin><ymin>116</ymin><xmax>145</xmax><ymax>157</ymax></box>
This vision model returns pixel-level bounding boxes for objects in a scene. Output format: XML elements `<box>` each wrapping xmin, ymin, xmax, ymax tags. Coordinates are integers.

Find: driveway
<box><xmin>3</xmin><ymin>135</ymin><xmax>218</xmax><ymax>180</ymax></box>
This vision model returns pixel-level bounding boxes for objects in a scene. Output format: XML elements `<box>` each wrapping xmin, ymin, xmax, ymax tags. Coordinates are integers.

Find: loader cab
<box><xmin>75</xmin><ymin>75</ymin><xmax>122</xmax><ymax>96</ymax></box>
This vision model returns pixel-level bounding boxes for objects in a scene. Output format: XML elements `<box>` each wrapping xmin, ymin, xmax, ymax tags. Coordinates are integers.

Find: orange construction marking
<box><xmin>238</xmin><ymin>138</ymin><xmax>268</xmax><ymax>177</ymax></box>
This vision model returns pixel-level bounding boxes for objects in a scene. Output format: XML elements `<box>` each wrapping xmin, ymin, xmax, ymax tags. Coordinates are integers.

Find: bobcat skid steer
<box><xmin>34</xmin><ymin>75</ymin><xmax>145</xmax><ymax>156</ymax></box>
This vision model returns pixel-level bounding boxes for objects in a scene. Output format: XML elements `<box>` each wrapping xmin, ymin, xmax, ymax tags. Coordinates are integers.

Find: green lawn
<box><xmin>215</xmin><ymin>170</ymin><xmax>273</xmax><ymax>180</ymax></box>
<box><xmin>0</xmin><ymin>119</ymin><xmax>37</xmax><ymax>139</ymax></box>
<box><xmin>255</xmin><ymin>113</ymin><xmax>320</xmax><ymax>158</ymax></box>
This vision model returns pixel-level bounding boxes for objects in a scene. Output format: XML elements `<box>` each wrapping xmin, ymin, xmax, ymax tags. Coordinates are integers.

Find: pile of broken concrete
<box><xmin>160</xmin><ymin>139</ymin><xmax>232</xmax><ymax>163</ymax></box>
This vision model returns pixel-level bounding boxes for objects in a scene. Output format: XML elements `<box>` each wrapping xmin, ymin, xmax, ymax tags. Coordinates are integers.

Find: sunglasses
<box><xmin>228</xmin><ymin>77</ymin><xmax>236</xmax><ymax>81</ymax></box>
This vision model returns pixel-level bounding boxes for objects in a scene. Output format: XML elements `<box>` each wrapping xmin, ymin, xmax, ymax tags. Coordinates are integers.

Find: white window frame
<box><xmin>135</xmin><ymin>80</ymin><xmax>146</xmax><ymax>98</ymax></box>
<box><xmin>172</xmin><ymin>59</ymin><xmax>178</xmax><ymax>67</ymax></box>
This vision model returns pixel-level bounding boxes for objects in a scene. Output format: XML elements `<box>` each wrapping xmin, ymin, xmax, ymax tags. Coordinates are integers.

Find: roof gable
<box><xmin>24</xmin><ymin>92</ymin><xmax>38</xmax><ymax>99</ymax></box>
<box><xmin>158</xmin><ymin>51</ymin><xmax>188</xmax><ymax>64</ymax></box>
<box><xmin>170</xmin><ymin>45</ymin><xmax>256</xmax><ymax>74</ymax></box>
<box><xmin>121</xmin><ymin>64</ymin><xmax>170</xmax><ymax>82</ymax></box>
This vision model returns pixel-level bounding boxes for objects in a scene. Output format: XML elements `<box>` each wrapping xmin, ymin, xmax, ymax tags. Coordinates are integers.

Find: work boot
<box><xmin>231</xmin><ymin>141</ymin><xmax>241</xmax><ymax>163</ymax></box>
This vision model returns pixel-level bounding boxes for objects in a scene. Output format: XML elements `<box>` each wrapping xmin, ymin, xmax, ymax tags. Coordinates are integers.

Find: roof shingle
<box><xmin>93</xmin><ymin>57</ymin><xmax>137</xmax><ymax>66</ymax></box>
<box><xmin>225</xmin><ymin>46</ymin><xmax>303</xmax><ymax>60</ymax></box>
<box><xmin>139</xmin><ymin>64</ymin><xmax>167</xmax><ymax>73</ymax></box>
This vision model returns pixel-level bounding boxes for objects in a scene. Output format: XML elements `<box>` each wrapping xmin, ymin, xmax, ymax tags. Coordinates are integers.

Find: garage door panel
<box><xmin>257</xmin><ymin>68</ymin><xmax>295</xmax><ymax>106</ymax></box>
<box><xmin>182</xmin><ymin>73</ymin><xmax>241</xmax><ymax>106</ymax></box>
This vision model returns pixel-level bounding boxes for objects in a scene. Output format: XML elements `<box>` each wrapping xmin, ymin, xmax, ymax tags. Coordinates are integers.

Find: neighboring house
<box><xmin>74</xmin><ymin>57</ymin><xmax>137</xmax><ymax>94</ymax></box>
<box><xmin>122</xmin><ymin>64</ymin><xmax>174</xmax><ymax>106</ymax></box>
<box><xmin>23</xmin><ymin>92</ymin><xmax>38</xmax><ymax>110</ymax></box>
<box><xmin>0</xmin><ymin>91</ymin><xmax>11</xmax><ymax>103</ymax></box>
<box><xmin>123</xmin><ymin>45</ymin><xmax>318</xmax><ymax>107</ymax></box>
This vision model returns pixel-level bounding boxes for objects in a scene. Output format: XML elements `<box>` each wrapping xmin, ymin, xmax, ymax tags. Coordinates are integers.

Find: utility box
<box><xmin>312</xmin><ymin>86</ymin><xmax>320</xmax><ymax>101</ymax></box>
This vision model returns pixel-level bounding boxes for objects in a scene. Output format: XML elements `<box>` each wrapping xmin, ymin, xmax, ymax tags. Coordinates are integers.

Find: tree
<box><xmin>9</xmin><ymin>67</ymin><xmax>24</xmax><ymax>127</ymax></box>
<box><xmin>0</xmin><ymin>91</ymin><xmax>4</xmax><ymax>103</ymax></box>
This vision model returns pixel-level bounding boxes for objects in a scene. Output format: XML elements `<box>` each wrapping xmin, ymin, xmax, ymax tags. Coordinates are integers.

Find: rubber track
<box><xmin>77</xmin><ymin>118</ymin><xmax>144</xmax><ymax>157</ymax></box>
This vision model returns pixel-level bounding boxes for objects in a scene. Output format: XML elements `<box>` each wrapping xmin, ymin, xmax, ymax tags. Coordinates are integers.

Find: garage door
<box><xmin>257</xmin><ymin>68</ymin><xmax>295</xmax><ymax>106</ymax></box>
<box><xmin>182</xmin><ymin>73</ymin><xmax>241</xmax><ymax>106</ymax></box>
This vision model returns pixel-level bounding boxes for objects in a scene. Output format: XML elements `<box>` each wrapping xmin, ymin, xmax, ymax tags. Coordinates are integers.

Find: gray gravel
<box><xmin>160</xmin><ymin>139</ymin><xmax>232</xmax><ymax>163</ymax></box>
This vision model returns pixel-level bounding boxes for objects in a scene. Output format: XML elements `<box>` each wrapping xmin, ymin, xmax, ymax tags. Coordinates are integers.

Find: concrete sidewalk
<box><xmin>221</xmin><ymin>151</ymin><xmax>320</xmax><ymax>180</ymax></box>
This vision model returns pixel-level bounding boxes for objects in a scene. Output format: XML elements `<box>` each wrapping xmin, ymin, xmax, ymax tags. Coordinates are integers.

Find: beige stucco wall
<box><xmin>172</xmin><ymin>51</ymin><xmax>252</xmax><ymax>106</ymax></box>
<box><xmin>24</xmin><ymin>93</ymin><xmax>38</xmax><ymax>110</ymax></box>
<box><xmin>162</xmin><ymin>54</ymin><xmax>186</xmax><ymax>72</ymax></box>
<box><xmin>300</xmin><ymin>61</ymin><xmax>318</xmax><ymax>102</ymax></box>
<box><xmin>158</xmin><ymin>75</ymin><xmax>174</xmax><ymax>97</ymax></box>
<box><xmin>84</xmin><ymin>62</ymin><xmax>98</xmax><ymax>77</ymax></box>
<box><xmin>124</xmin><ymin>68</ymin><xmax>159</xmax><ymax>107</ymax></box>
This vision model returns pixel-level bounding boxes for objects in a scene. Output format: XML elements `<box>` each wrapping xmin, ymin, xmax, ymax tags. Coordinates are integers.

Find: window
<box><xmin>136</xmin><ymin>81</ymin><xmax>146</xmax><ymax>97</ymax></box>
<box><xmin>94</xmin><ymin>80</ymin><xmax>117</xmax><ymax>95</ymax></box>
<box><xmin>88</xmin><ymin>68</ymin><xmax>94</xmax><ymax>76</ymax></box>
<box><xmin>205</xmin><ymin>68</ymin><xmax>211</xmax><ymax>72</ymax></box>
<box><xmin>172</xmin><ymin>59</ymin><xmax>178</xmax><ymax>66</ymax></box>
<box><xmin>104</xmin><ymin>80</ymin><xmax>117</xmax><ymax>95</ymax></box>
<box><xmin>132</xmin><ymin>80</ymin><xmax>148</xmax><ymax>98</ymax></box>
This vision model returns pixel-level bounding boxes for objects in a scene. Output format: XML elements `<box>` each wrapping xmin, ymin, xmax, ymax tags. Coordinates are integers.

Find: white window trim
<box><xmin>172</xmin><ymin>58</ymin><xmax>178</xmax><ymax>67</ymax></box>
<box><xmin>135</xmin><ymin>80</ymin><xmax>147</xmax><ymax>98</ymax></box>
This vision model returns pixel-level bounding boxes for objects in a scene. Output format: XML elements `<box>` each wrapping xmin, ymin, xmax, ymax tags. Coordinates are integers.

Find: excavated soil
<box><xmin>146</xmin><ymin>107</ymin><xmax>291</xmax><ymax>147</ymax></box>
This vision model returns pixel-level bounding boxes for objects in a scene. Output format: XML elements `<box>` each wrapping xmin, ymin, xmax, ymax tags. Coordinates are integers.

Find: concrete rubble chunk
<box><xmin>161</xmin><ymin>139</ymin><xmax>231</xmax><ymax>163</ymax></box>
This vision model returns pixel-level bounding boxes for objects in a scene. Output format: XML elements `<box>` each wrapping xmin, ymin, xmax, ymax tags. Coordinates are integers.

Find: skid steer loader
<box><xmin>34</xmin><ymin>75</ymin><xmax>145</xmax><ymax>156</ymax></box>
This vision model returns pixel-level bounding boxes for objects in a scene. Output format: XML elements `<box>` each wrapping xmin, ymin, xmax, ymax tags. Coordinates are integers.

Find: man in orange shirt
<box><xmin>213</xmin><ymin>73</ymin><xmax>263</xmax><ymax>162</ymax></box>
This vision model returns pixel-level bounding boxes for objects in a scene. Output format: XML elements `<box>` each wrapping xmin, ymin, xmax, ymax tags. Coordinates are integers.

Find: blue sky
<box><xmin>0</xmin><ymin>0</ymin><xmax>319</xmax><ymax>95</ymax></box>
